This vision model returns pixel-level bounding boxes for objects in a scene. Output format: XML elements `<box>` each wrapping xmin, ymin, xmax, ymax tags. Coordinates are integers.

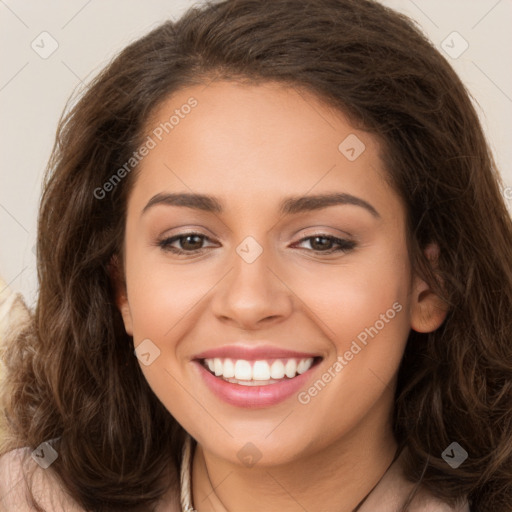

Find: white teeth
<box><xmin>224</xmin><ymin>377</ymin><xmax>282</xmax><ymax>386</ymax></box>
<box><xmin>234</xmin><ymin>360</ymin><xmax>252</xmax><ymax>380</ymax></box>
<box><xmin>214</xmin><ymin>358</ymin><xmax>223</xmax><ymax>376</ymax></box>
<box><xmin>285</xmin><ymin>359</ymin><xmax>297</xmax><ymax>378</ymax></box>
<box><xmin>203</xmin><ymin>357</ymin><xmax>315</xmax><ymax>382</ymax></box>
<box><xmin>253</xmin><ymin>360</ymin><xmax>271</xmax><ymax>380</ymax></box>
<box><xmin>270</xmin><ymin>360</ymin><xmax>285</xmax><ymax>379</ymax></box>
<box><xmin>297</xmin><ymin>359</ymin><xmax>309</xmax><ymax>374</ymax></box>
<box><xmin>223</xmin><ymin>358</ymin><xmax>235</xmax><ymax>378</ymax></box>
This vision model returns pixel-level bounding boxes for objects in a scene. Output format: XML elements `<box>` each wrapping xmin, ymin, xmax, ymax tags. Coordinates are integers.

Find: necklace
<box><xmin>180</xmin><ymin>435</ymin><xmax>400</xmax><ymax>512</ymax></box>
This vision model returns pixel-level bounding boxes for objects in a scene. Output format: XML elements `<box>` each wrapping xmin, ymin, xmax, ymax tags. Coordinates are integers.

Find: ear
<box><xmin>410</xmin><ymin>243</ymin><xmax>448</xmax><ymax>333</ymax></box>
<box><xmin>108</xmin><ymin>254</ymin><xmax>133</xmax><ymax>336</ymax></box>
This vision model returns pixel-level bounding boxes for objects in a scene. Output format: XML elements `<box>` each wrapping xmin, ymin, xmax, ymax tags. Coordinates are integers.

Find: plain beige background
<box><xmin>1</xmin><ymin>0</ymin><xmax>511</xmax><ymax>306</ymax></box>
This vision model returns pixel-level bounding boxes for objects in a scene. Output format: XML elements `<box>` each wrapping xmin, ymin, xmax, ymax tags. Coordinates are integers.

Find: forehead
<box><xmin>129</xmin><ymin>80</ymin><xmax>401</xmax><ymax>219</ymax></box>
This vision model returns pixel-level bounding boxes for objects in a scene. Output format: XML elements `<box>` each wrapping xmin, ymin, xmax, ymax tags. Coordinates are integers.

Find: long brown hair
<box><xmin>1</xmin><ymin>0</ymin><xmax>511</xmax><ymax>511</ymax></box>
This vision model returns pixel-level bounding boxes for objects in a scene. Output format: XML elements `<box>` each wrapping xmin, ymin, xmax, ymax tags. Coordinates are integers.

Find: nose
<box><xmin>210</xmin><ymin>242</ymin><xmax>294</xmax><ymax>330</ymax></box>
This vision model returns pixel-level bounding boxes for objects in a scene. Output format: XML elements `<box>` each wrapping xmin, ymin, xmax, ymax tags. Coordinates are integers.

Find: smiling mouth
<box><xmin>199</xmin><ymin>356</ymin><xmax>323</xmax><ymax>386</ymax></box>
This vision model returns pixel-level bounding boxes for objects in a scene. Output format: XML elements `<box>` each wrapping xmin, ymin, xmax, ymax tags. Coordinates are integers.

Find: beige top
<box><xmin>178</xmin><ymin>435</ymin><xmax>471</xmax><ymax>512</ymax></box>
<box><xmin>0</xmin><ymin>435</ymin><xmax>472</xmax><ymax>512</ymax></box>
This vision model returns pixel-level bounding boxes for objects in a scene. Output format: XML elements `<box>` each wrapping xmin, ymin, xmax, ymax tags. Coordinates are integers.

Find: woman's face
<box><xmin>117</xmin><ymin>80</ymin><xmax>444</xmax><ymax>466</ymax></box>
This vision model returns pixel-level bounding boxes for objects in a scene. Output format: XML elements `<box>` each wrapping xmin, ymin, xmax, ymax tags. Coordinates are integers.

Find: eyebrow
<box><xmin>141</xmin><ymin>192</ymin><xmax>380</xmax><ymax>218</ymax></box>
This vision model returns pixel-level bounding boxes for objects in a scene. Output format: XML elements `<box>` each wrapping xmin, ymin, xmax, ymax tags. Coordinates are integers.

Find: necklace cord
<box><xmin>352</xmin><ymin>445</ymin><xmax>402</xmax><ymax>512</ymax></box>
<box><xmin>180</xmin><ymin>435</ymin><xmax>402</xmax><ymax>512</ymax></box>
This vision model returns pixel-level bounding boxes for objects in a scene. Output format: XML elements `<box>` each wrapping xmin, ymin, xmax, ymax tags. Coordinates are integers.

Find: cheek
<box><xmin>124</xmin><ymin>256</ymin><xmax>201</xmax><ymax>418</ymax></box>
<box><xmin>290</xmin><ymin>255</ymin><xmax>411</xmax><ymax>433</ymax></box>
<box><xmin>124</xmin><ymin>242</ymin><xmax>212</xmax><ymax>341</ymax></box>
<box><xmin>289</xmin><ymin>248</ymin><xmax>410</xmax><ymax>348</ymax></box>
<box><xmin>288</xmin><ymin>244</ymin><xmax>412</xmax><ymax>416</ymax></box>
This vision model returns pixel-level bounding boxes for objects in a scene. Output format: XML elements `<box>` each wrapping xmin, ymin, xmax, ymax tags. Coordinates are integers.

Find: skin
<box><xmin>116</xmin><ymin>81</ymin><xmax>447</xmax><ymax>512</ymax></box>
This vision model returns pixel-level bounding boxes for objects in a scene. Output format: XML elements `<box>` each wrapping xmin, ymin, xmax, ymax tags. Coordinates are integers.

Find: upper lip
<box><xmin>193</xmin><ymin>344</ymin><xmax>321</xmax><ymax>361</ymax></box>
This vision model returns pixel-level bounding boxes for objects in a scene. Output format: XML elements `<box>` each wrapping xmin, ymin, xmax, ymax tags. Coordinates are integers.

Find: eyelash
<box><xmin>157</xmin><ymin>232</ymin><xmax>356</xmax><ymax>256</ymax></box>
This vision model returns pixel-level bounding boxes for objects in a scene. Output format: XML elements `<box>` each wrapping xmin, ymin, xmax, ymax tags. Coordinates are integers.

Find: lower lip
<box><xmin>194</xmin><ymin>361</ymin><xmax>318</xmax><ymax>408</ymax></box>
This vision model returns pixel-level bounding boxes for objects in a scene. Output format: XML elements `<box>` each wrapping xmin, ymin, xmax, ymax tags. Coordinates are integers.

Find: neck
<box><xmin>191</xmin><ymin>397</ymin><xmax>398</xmax><ymax>512</ymax></box>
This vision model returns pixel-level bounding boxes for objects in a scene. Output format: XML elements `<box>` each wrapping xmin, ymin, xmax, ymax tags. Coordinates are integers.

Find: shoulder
<box><xmin>0</xmin><ymin>448</ymin><xmax>183</xmax><ymax>512</ymax></box>
<box><xmin>0</xmin><ymin>448</ymin><xmax>34</xmax><ymax>511</ymax></box>
<box><xmin>360</xmin><ymin>448</ymin><xmax>471</xmax><ymax>512</ymax></box>
<box><xmin>0</xmin><ymin>447</ymin><xmax>85</xmax><ymax>512</ymax></box>
<box><xmin>408</xmin><ymin>487</ymin><xmax>471</xmax><ymax>512</ymax></box>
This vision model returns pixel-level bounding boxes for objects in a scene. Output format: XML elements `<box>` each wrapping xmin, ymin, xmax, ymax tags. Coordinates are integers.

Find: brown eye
<box><xmin>178</xmin><ymin>234</ymin><xmax>204</xmax><ymax>251</ymax></box>
<box><xmin>294</xmin><ymin>235</ymin><xmax>356</xmax><ymax>254</ymax></box>
<box><xmin>309</xmin><ymin>236</ymin><xmax>333</xmax><ymax>251</ymax></box>
<box><xmin>158</xmin><ymin>233</ymin><xmax>214</xmax><ymax>254</ymax></box>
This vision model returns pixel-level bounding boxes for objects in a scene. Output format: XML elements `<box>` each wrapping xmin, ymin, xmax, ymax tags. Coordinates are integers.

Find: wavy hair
<box><xmin>1</xmin><ymin>0</ymin><xmax>511</xmax><ymax>511</ymax></box>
